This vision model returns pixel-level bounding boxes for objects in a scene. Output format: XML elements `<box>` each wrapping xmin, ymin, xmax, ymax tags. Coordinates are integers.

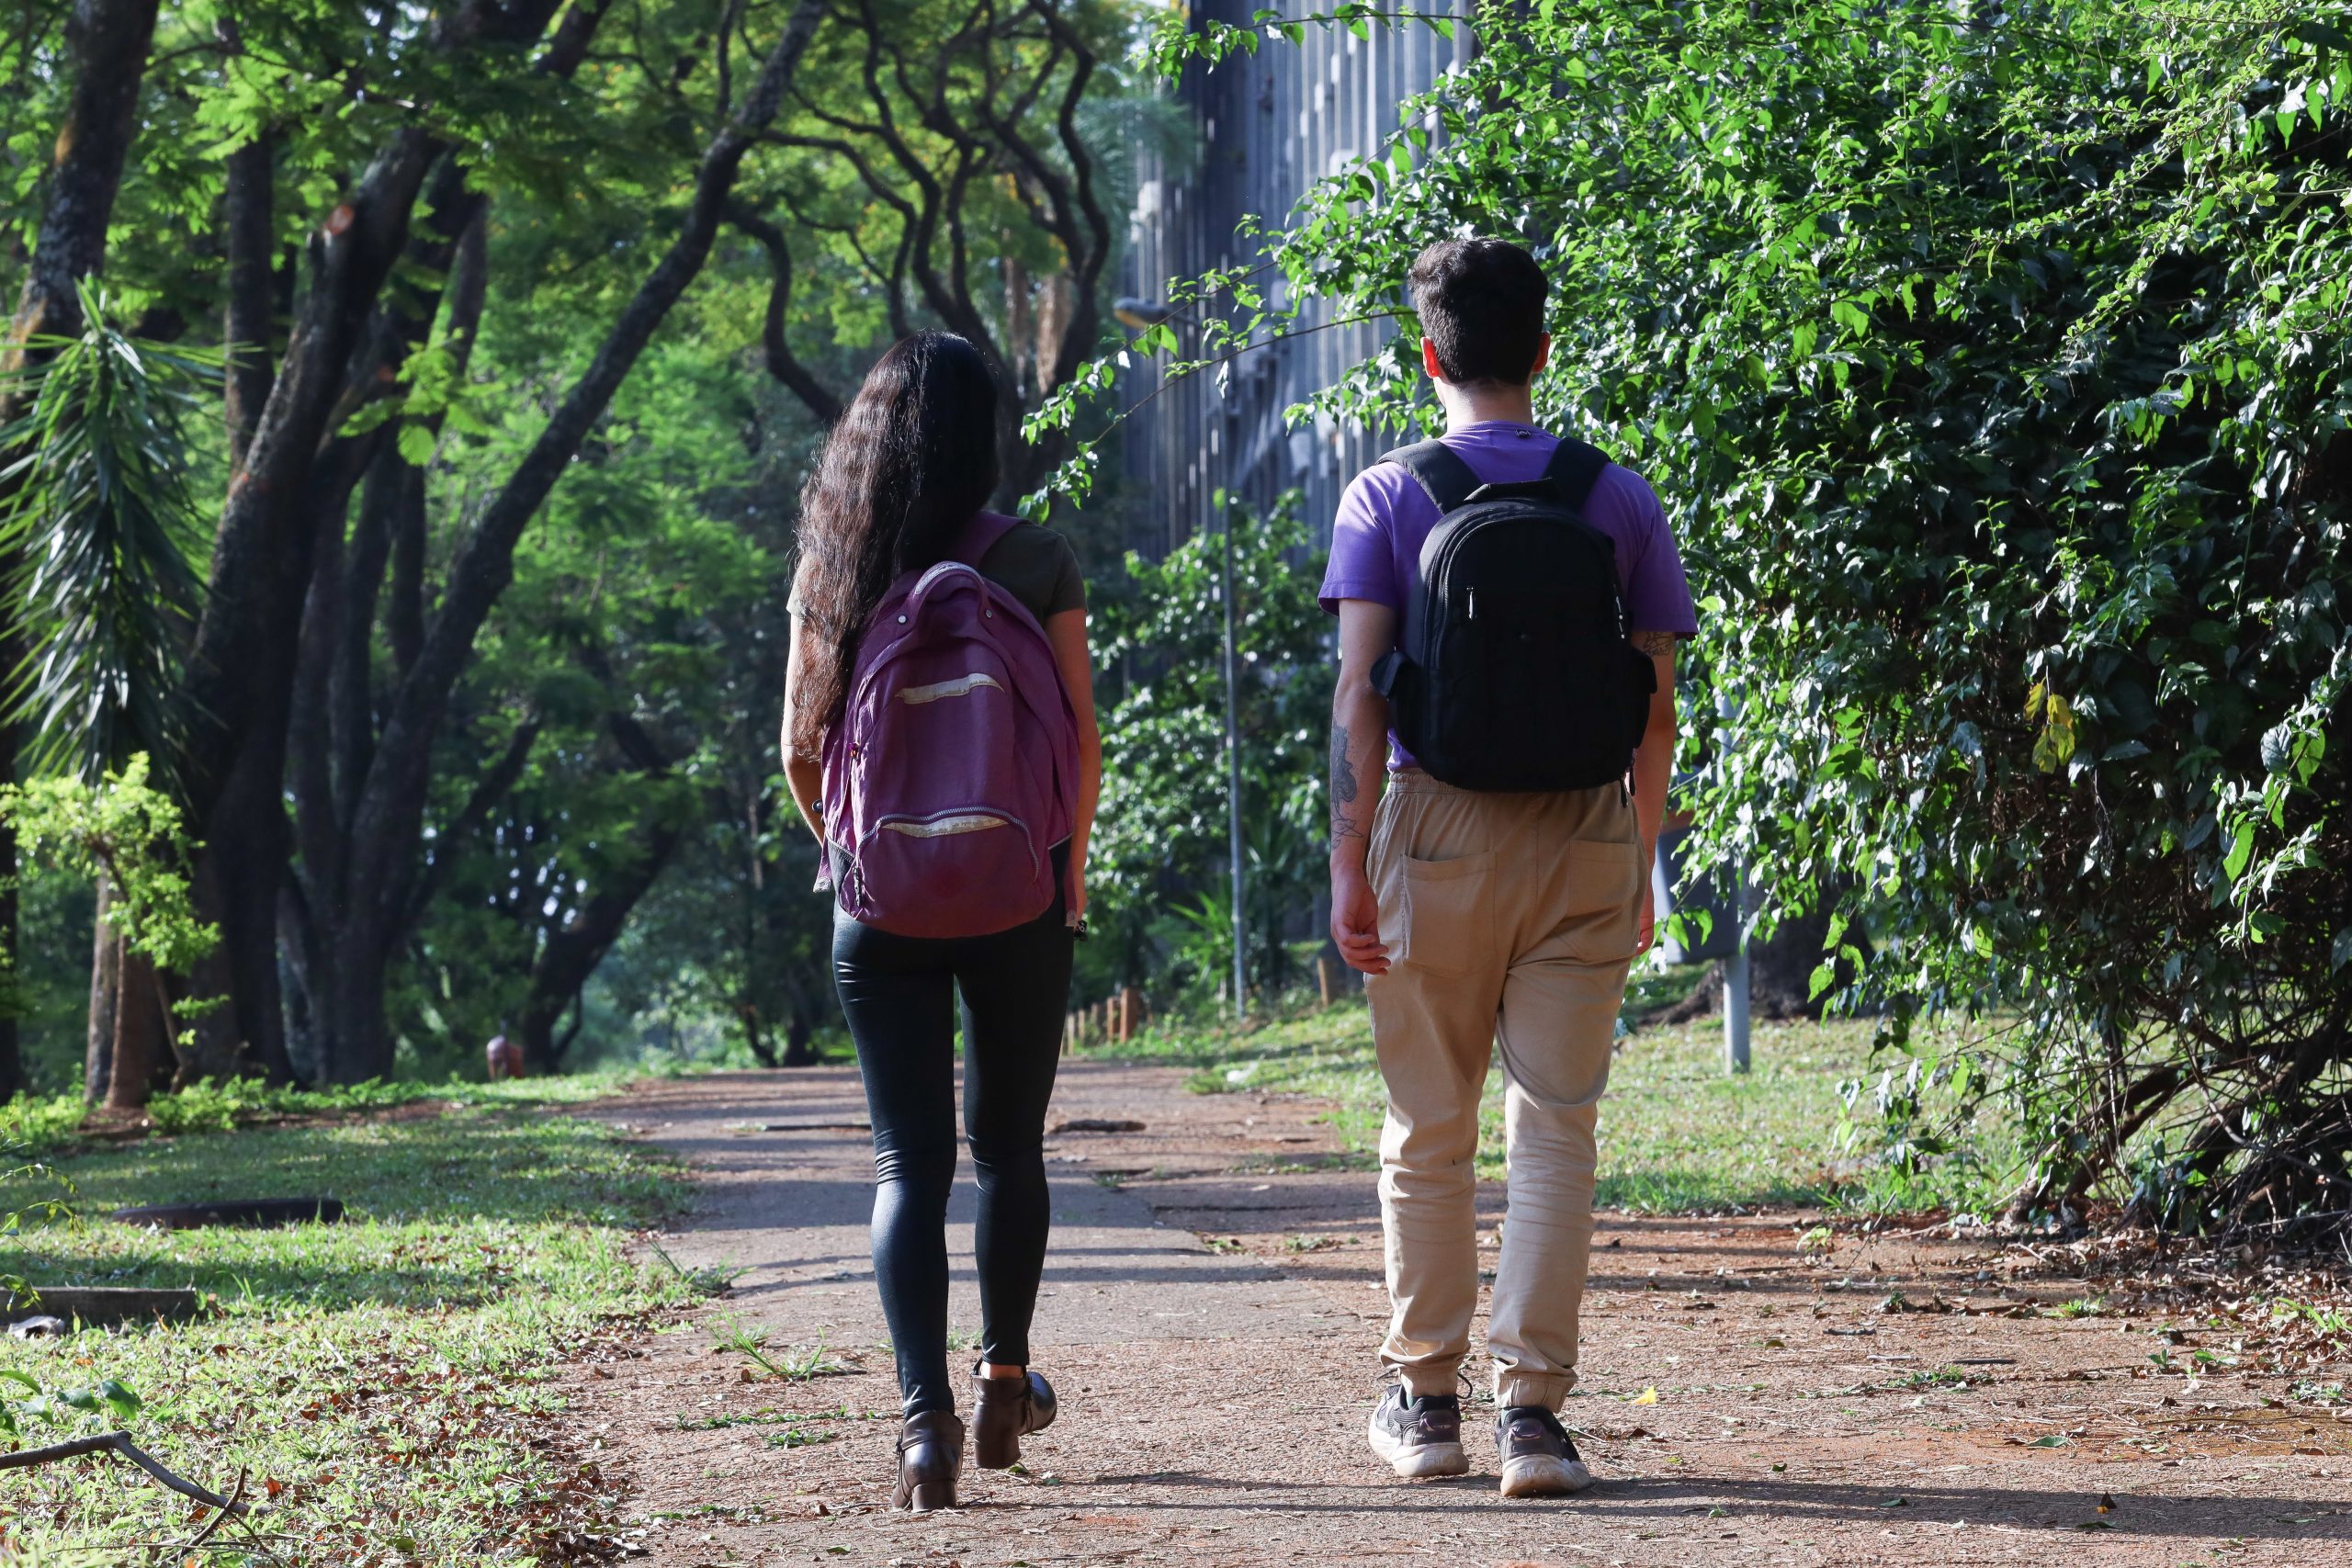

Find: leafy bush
<box><xmin>1086</xmin><ymin>493</ymin><xmax>1330</xmax><ymax>1000</ymax></box>
<box><xmin>1046</xmin><ymin>0</ymin><xmax>2352</xmax><ymax>1234</ymax></box>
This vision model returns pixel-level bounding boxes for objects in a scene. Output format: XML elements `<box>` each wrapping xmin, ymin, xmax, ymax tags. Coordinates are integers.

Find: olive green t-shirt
<box><xmin>789</xmin><ymin>515</ymin><xmax>1085</xmax><ymax>624</ymax></box>
<box><xmin>970</xmin><ymin>515</ymin><xmax>1087</xmax><ymax>622</ymax></box>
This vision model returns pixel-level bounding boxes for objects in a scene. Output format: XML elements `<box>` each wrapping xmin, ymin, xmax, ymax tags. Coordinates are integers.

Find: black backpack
<box><xmin>1369</xmin><ymin>435</ymin><xmax>1657</xmax><ymax>792</ymax></box>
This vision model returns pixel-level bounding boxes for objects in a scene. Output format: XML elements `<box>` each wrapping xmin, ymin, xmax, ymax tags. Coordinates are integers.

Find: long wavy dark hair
<box><xmin>788</xmin><ymin>332</ymin><xmax>1001</xmax><ymax>760</ymax></box>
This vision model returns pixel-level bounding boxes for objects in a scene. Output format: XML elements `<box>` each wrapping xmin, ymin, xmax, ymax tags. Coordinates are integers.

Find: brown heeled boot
<box><xmin>891</xmin><ymin>1409</ymin><xmax>965</xmax><ymax>1512</ymax></box>
<box><xmin>972</xmin><ymin>1369</ymin><xmax>1057</xmax><ymax>1469</ymax></box>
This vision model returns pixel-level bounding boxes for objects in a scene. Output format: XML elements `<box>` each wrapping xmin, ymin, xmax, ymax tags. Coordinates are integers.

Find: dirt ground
<box><xmin>563</xmin><ymin>1065</ymin><xmax>2352</xmax><ymax>1567</ymax></box>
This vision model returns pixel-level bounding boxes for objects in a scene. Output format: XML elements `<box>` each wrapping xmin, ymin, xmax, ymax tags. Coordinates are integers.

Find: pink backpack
<box><xmin>821</xmin><ymin>513</ymin><xmax>1079</xmax><ymax>938</ymax></box>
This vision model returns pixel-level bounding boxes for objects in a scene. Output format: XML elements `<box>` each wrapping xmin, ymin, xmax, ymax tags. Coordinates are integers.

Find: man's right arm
<box><xmin>1329</xmin><ymin>598</ymin><xmax>1397</xmax><ymax>975</ymax></box>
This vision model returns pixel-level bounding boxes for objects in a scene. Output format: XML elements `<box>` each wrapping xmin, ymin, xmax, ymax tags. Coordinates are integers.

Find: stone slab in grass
<box><xmin>108</xmin><ymin>1197</ymin><xmax>345</xmax><ymax>1229</ymax></box>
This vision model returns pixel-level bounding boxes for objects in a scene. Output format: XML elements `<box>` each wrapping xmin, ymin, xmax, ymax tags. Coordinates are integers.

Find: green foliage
<box><xmin>0</xmin><ymin>1066</ymin><xmax>651</xmax><ymax>1158</ymax></box>
<box><xmin>0</xmin><ymin>282</ymin><xmax>212</xmax><ymax>785</ymax></box>
<box><xmin>6</xmin><ymin>0</ymin><xmax>1159</xmax><ymax>1083</ymax></box>
<box><xmin>0</xmin><ymin>1093</ymin><xmax>698</xmax><ymax>1553</ymax></box>
<box><xmin>0</xmin><ymin>1143</ymin><xmax>74</xmax><ymax>1314</ymax></box>
<box><xmin>390</xmin><ymin>333</ymin><xmax>784</xmax><ymax>1073</ymax></box>
<box><xmin>0</xmin><ymin>757</ymin><xmax>220</xmax><ymax>1075</ymax></box>
<box><xmin>0</xmin><ymin>1368</ymin><xmax>141</xmax><ymax>1440</ymax></box>
<box><xmin>12</xmin><ymin>862</ymin><xmax>95</xmax><ymax>1093</ymax></box>
<box><xmin>3</xmin><ymin>753</ymin><xmax>217</xmax><ymax>989</ymax></box>
<box><xmin>1050</xmin><ymin>0</ymin><xmax>2352</xmax><ymax>1234</ymax></box>
<box><xmin>1088</xmin><ymin>493</ymin><xmax>1329</xmax><ymax>995</ymax></box>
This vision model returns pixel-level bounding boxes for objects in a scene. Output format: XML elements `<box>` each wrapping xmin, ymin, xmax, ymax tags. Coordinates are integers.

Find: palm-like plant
<box><xmin>0</xmin><ymin>280</ymin><xmax>212</xmax><ymax>786</ymax></box>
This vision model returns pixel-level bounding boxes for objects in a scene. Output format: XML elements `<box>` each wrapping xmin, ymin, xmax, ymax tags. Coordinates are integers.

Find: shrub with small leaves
<box><xmin>1038</xmin><ymin>0</ymin><xmax>2352</xmax><ymax>1235</ymax></box>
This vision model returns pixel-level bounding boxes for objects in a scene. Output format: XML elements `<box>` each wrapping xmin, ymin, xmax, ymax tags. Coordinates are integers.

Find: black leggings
<box><xmin>831</xmin><ymin>859</ymin><xmax>1074</xmax><ymax>1418</ymax></box>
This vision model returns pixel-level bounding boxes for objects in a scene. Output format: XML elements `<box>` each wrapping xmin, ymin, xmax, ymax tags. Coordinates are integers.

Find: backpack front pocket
<box><xmin>855</xmin><ymin>809</ymin><xmax>1049</xmax><ymax>938</ymax></box>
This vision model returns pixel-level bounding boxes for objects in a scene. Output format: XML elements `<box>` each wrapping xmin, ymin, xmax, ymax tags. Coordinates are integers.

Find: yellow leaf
<box><xmin>1632</xmin><ymin>1386</ymin><xmax>1659</xmax><ymax>1404</ymax></box>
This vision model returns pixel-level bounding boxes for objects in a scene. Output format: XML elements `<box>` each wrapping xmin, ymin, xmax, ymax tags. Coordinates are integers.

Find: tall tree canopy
<box><xmin>0</xmin><ymin>0</ymin><xmax>1148</xmax><ymax>1092</ymax></box>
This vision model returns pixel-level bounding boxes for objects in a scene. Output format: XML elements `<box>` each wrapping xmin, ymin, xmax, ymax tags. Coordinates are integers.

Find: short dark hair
<box><xmin>1408</xmin><ymin>238</ymin><xmax>1548</xmax><ymax>387</ymax></box>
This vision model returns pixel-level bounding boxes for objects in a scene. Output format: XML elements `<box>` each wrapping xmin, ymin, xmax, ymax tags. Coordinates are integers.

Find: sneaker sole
<box><xmin>1498</xmin><ymin>1454</ymin><xmax>1592</xmax><ymax>1497</ymax></box>
<box><xmin>1366</xmin><ymin>1416</ymin><xmax>1470</xmax><ymax>1479</ymax></box>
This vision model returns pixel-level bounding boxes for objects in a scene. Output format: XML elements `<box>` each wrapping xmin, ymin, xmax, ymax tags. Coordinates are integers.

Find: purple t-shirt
<box><xmin>1318</xmin><ymin>420</ymin><xmax>1698</xmax><ymax>770</ymax></box>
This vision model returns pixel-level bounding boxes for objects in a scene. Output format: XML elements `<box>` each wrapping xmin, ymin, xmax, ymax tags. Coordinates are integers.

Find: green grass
<box><xmin>0</xmin><ymin>1086</ymin><xmax>697</xmax><ymax>1562</ymax></box>
<box><xmin>1102</xmin><ymin>981</ymin><xmax>2005</xmax><ymax>1213</ymax></box>
<box><xmin>0</xmin><ymin>1066</ymin><xmax>677</xmax><ymax>1159</ymax></box>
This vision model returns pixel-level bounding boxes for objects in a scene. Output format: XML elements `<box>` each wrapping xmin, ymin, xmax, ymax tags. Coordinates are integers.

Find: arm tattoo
<box><xmin>1632</xmin><ymin>629</ymin><xmax>1678</xmax><ymax>659</ymax></box>
<box><xmin>1329</xmin><ymin>722</ymin><xmax>1362</xmax><ymax>840</ymax></box>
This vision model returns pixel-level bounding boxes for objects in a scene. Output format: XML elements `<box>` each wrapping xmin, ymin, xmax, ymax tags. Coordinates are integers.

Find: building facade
<box><xmin>1118</xmin><ymin>3</ymin><xmax>1471</xmax><ymax>556</ymax></box>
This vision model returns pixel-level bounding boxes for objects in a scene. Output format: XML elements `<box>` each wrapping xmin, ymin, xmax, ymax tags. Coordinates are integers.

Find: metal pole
<box><xmin>1723</xmin><ymin>868</ymin><xmax>1750</xmax><ymax>1074</ymax></box>
<box><xmin>1715</xmin><ymin>688</ymin><xmax>1750</xmax><ymax>1073</ymax></box>
<box><xmin>1219</xmin><ymin>492</ymin><xmax>1248</xmax><ymax>1018</ymax></box>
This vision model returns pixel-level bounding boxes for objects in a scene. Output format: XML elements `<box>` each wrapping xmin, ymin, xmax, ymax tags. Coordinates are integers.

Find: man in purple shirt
<box><xmin>1322</xmin><ymin>239</ymin><xmax>1697</xmax><ymax>1499</ymax></box>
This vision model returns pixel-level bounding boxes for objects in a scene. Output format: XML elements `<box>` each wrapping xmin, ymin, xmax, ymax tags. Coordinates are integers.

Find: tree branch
<box><xmin>0</xmin><ymin>1431</ymin><xmax>246</xmax><ymax>1516</ymax></box>
<box><xmin>723</xmin><ymin>202</ymin><xmax>844</xmax><ymax>424</ymax></box>
<box><xmin>2</xmin><ymin>0</ymin><xmax>161</xmax><ymax>363</ymax></box>
<box><xmin>350</xmin><ymin>0</ymin><xmax>828</xmax><ymax>938</ymax></box>
<box><xmin>219</xmin><ymin>50</ymin><xmax>275</xmax><ymax>468</ymax></box>
<box><xmin>403</xmin><ymin>713</ymin><xmax>543</xmax><ymax>931</ymax></box>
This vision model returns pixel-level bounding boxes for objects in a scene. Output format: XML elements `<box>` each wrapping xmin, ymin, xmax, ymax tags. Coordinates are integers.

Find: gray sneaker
<box><xmin>1495</xmin><ymin>1404</ymin><xmax>1591</xmax><ymax>1497</ymax></box>
<box><xmin>1367</xmin><ymin>1383</ymin><xmax>1469</xmax><ymax>1478</ymax></box>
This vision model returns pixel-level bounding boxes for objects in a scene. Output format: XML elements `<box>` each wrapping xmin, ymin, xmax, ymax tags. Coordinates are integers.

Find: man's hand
<box><xmin>1635</xmin><ymin>857</ymin><xmax>1657</xmax><ymax>955</ymax></box>
<box><xmin>1331</xmin><ymin>863</ymin><xmax>1389</xmax><ymax>975</ymax></box>
<box><xmin>1628</xmin><ymin>629</ymin><xmax>1679</xmax><ymax>960</ymax></box>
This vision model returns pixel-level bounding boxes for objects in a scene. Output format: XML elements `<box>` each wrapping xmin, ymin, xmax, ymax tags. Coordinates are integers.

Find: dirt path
<box><xmin>569</xmin><ymin>1066</ymin><xmax>2352</xmax><ymax>1566</ymax></box>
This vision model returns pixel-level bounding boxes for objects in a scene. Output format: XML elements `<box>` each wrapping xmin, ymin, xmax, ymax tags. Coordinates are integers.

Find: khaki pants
<box><xmin>1364</xmin><ymin>768</ymin><xmax>1644</xmax><ymax>1412</ymax></box>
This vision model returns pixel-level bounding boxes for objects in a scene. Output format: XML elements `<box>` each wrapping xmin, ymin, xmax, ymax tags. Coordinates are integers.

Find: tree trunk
<box><xmin>1747</xmin><ymin>902</ymin><xmax>1844</xmax><ymax>1020</ymax></box>
<box><xmin>514</xmin><ymin>819</ymin><xmax>688</xmax><ymax>1072</ymax></box>
<box><xmin>0</xmin><ymin>0</ymin><xmax>165</xmax><ymax>1108</ymax></box>
<box><xmin>305</xmin><ymin>0</ymin><xmax>825</xmax><ymax>1080</ymax></box>
<box><xmin>181</xmin><ymin>705</ymin><xmax>302</xmax><ymax>1084</ymax></box>
<box><xmin>104</xmin><ymin>947</ymin><xmax>170</xmax><ymax>1113</ymax></box>
<box><xmin>782</xmin><ymin>1010</ymin><xmax>817</xmax><ymax>1067</ymax></box>
<box><xmin>220</xmin><ymin>116</ymin><xmax>275</xmax><ymax>467</ymax></box>
<box><xmin>175</xmin><ymin>0</ymin><xmax>581</xmax><ymax>1089</ymax></box>
<box><xmin>740</xmin><ymin>1004</ymin><xmax>778</xmax><ymax>1068</ymax></box>
<box><xmin>82</xmin><ymin>879</ymin><xmax>119</xmax><ymax>1106</ymax></box>
<box><xmin>275</xmin><ymin>883</ymin><xmax>320</xmax><ymax>1083</ymax></box>
<box><xmin>326</xmin><ymin>953</ymin><xmax>398</xmax><ymax>1086</ymax></box>
<box><xmin>2</xmin><ymin>0</ymin><xmax>160</xmax><ymax>356</ymax></box>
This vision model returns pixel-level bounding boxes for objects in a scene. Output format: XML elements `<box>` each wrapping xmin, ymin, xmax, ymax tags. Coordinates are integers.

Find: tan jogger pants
<box><xmin>1364</xmin><ymin>768</ymin><xmax>1644</xmax><ymax>1412</ymax></box>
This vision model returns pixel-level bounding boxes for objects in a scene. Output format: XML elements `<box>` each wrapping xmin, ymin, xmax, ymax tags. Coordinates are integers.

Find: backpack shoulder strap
<box><xmin>1379</xmin><ymin>440</ymin><xmax>1483</xmax><ymax>514</ymax></box>
<box><xmin>1540</xmin><ymin>436</ymin><xmax>1611</xmax><ymax>512</ymax></box>
<box><xmin>952</xmin><ymin>511</ymin><xmax>1021</xmax><ymax>567</ymax></box>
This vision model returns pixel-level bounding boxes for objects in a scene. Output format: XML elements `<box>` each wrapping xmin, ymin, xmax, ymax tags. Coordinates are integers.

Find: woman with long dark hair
<box><xmin>780</xmin><ymin>332</ymin><xmax>1102</xmax><ymax>1512</ymax></box>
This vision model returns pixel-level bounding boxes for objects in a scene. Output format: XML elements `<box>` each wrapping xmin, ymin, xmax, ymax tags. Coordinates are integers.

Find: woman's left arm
<box><xmin>1044</xmin><ymin>607</ymin><xmax>1101</xmax><ymax>928</ymax></box>
<box><xmin>780</xmin><ymin>610</ymin><xmax>828</xmax><ymax>844</ymax></box>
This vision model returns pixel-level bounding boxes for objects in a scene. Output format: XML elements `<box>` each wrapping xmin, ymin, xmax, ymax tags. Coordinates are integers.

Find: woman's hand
<box><xmin>1045</xmin><ymin>605</ymin><xmax>1100</xmax><ymax>938</ymax></box>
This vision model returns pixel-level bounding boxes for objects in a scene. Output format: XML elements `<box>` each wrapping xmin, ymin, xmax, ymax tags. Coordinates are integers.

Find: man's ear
<box><xmin>1421</xmin><ymin>337</ymin><xmax>1445</xmax><ymax>382</ymax></box>
<box><xmin>1528</xmin><ymin>333</ymin><xmax>1552</xmax><ymax>379</ymax></box>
